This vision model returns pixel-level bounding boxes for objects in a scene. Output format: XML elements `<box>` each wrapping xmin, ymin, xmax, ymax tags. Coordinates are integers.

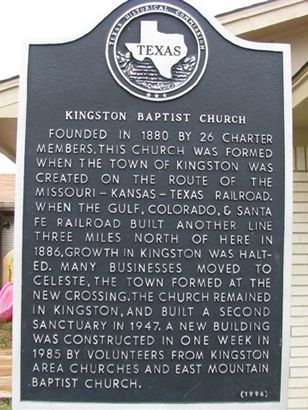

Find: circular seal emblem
<box><xmin>106</xmin><ymin>2</ymin><xmax>208</xmax><ymax>101</ymax></box>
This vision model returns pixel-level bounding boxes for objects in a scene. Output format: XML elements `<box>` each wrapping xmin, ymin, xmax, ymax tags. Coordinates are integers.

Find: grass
<box><xmin>0</xmin><ymin>322</ymin><xmax>12</xmax><ymax>410</ymax></box>
<box><xmin>0</xmin><ymin>321</ymin><xmax>12</xmax><ymax>349</ymax></box>
<box><xmin>0</xmin><ymin>399</ymin><xmax>10</xmax><ymax>410</ymax></box>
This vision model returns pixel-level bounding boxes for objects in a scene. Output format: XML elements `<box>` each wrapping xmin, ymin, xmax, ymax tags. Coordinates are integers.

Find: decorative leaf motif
<box><xmin>182</xmin><ymin>56</ymin><xmax>196</xmax><ymax>72</ymax></box>
<box><xmin>116</xmin><ymin>51</ymin><xmax>132</xmax><ymax>71</ymax></box>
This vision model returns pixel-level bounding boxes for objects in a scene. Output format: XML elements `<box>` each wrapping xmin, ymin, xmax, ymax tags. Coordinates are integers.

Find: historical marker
<box><xmin>13</xmin><ymin>0</ymin><xmax>292</xmax><ymax>409</ymax></box>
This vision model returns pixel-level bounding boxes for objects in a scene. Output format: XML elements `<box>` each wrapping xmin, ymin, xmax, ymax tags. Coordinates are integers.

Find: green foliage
<box><xmin>0</xmin><ymin>399</ymin><xmax>11</xmax><ymax>410</ymax></box>
<box><xmin>0</xmin><ymin>321</ymin><xmax>12</xmax><ymax>349</ymax></box>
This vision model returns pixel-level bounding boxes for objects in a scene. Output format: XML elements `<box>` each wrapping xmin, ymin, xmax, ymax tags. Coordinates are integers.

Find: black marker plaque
<box><xmin>15</xmin><ymin>0</ymin><xmax>291</xmax><ymax>409</ymax></box>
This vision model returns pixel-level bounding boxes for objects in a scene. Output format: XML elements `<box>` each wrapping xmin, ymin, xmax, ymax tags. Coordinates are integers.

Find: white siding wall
<box><xmin>289</xmin><ymin>146</ymin><xmax>308</xmax><ymax>410</ymax></box>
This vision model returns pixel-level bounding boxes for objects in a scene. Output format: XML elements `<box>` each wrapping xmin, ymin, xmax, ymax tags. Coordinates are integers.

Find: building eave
<box><xmin>218</xmin><ymin>0</ymin><xmax>308</xmax><ymax>36</ymax></box>
<box><xmin>293</xmin><ymin>62</ymin><xmax>308</xmax><ymax>108</ymax></box>
<box><xmin>216</xmin><ymin>0</ymin><xmax>272</xmax><ymax>18</ymax></box>
<box><xmin>0</xmin><ymin>76</ymin><xmax>19</xmax><ymax>119</ymax></box>
<box><xmin>0</xmin><ymin>75</ymin><xmax>19</xmax><ymax>87</ymax></box>
<box><xmin>0</xmin><ymin>202</ymin><xmax>14</xmax><ymax>211</ymax></box>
